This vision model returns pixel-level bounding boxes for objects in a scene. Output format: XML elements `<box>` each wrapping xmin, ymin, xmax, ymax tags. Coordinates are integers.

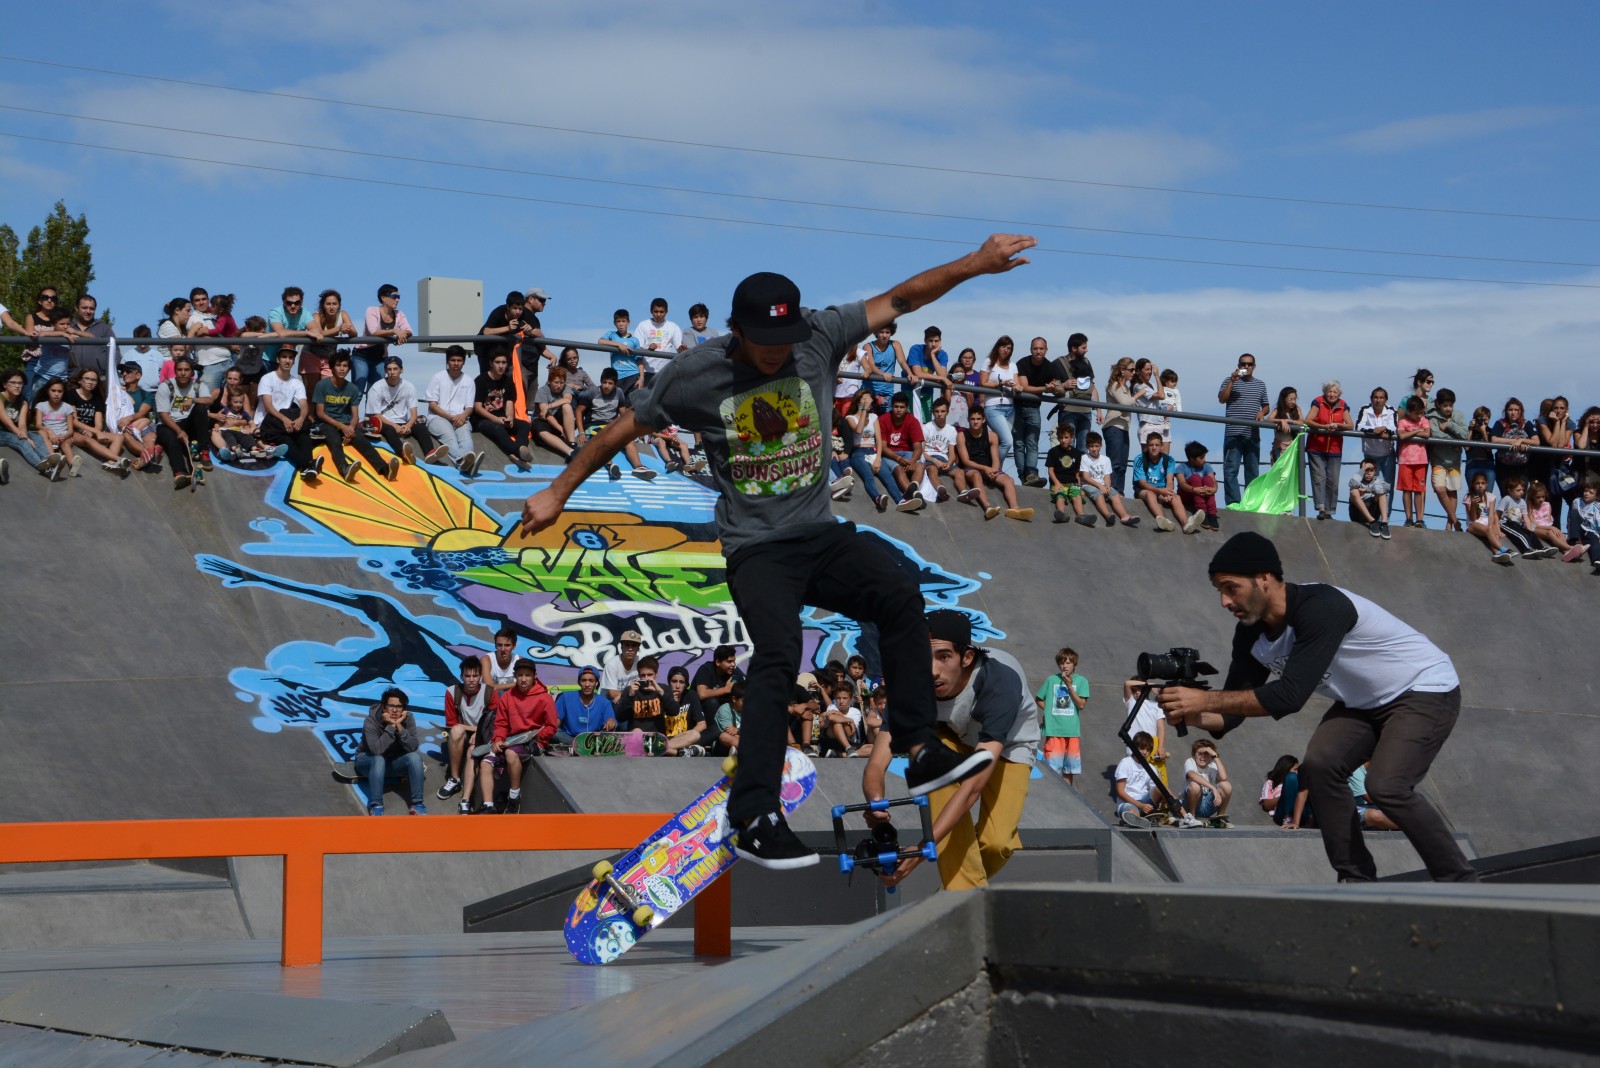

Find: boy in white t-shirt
<box><xmin>819</xmin><ymin>681</ymin><xmax>863</xmax><ymax>756</ymax></box>
<box><xmin>919</xmin><ymin>396</ymin><xmax>965</xmax><ymax>504</ymax></box>
<box><xmin>1181</xmin><ymin>738</ymin><xmax>1232</xmax><ymax>822</ymax></box>
<box><xmin>1121</xmin><ymin>677</ymin><xmax>1168</xmax><ymax>781</ymax></box>
<box><xmin>1115</xmin><ymin>732</ymin><xmax>1161</xmax><ymax>827</ymax></box>
<box><xmin>1080</xmin><ymin>430</ymin><xmax>1139</xmax><ymax>527</ymax></box>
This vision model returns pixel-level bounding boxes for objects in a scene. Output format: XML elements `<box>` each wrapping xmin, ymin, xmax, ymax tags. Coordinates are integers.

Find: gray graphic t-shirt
<box><xmin>631</xmin><ymin>301</ymin><xmax>867</xmax><ymax>557</ymax></box>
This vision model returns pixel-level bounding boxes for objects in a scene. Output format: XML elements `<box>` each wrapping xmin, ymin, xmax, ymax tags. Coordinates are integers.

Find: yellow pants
<box><xmin>924</xmin><ymin>733</ymin><xmax>1032</xmax><ymax>892</ymax></box>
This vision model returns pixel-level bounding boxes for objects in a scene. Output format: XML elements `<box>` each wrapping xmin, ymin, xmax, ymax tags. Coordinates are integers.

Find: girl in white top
<box><xmin>1130</xmin><ymin>358</ymin><xmax>1169</xmax><ymax>451</ymax></box>
<box><xmin>836</xmin><ymin>346</ymin><xmax>869</xmax><ymax>410</ymax></box>
<box><xmin>978</xmin><ymin>336</ymin><xmax>1017</xmax><ymax>475</ymax></box>
<box><xmin>34</xmin><ymin>379</ymin><xmax>79</xmax><ymax>473</ymax></box>
<box><xmin>946</xmin><ymin>347</ymin><xmax>977</xmax><ymax>429</ymax></box>
<box><xmin>1463</xmin><ymin>470</ymin><xmax>1517</xmax><ymax>565</ymax></box>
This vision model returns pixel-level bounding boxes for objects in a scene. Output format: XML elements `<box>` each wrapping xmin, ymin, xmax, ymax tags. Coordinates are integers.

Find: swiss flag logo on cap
<box><xmin>769</xmin><ymin>303</ymin><xmax>788</xmax><ymax>318</ymax></box>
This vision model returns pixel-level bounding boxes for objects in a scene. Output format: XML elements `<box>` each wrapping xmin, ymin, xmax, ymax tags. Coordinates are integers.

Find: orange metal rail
<box><xmin>0</xmin><ymin>814</ymin><xmax>734</xmax><ymax>965</ymax></box>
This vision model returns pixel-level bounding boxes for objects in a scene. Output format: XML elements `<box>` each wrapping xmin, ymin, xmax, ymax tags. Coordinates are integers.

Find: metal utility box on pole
<box><xmin>416</xmin><ymin>278</ymin><xmax>483</xmax><ymax>354</ymax></box>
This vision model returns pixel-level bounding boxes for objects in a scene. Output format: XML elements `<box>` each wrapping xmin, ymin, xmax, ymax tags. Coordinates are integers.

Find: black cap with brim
<box><xmin>926</xmin><ymin>608</ymin><xmax>973</xmax><ymax>651</ymax></box>
<box><xmin>730</xmin><ymin>271</ymin><xmax>812</xmax><ymax>346</ymax></box>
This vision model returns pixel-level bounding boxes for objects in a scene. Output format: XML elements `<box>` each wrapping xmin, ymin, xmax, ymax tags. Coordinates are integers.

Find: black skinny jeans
<box><xmin>723</xmin><ymin>520</ymin><xmax>937</xmax><ymax>826</ymax></box>
<box><xmin>473</xmin><ymin>415</ymin><xmax>531</xmax><ymax>458</ymax></box>
<box><xmin>379</xmin><ymin>420</ymin><xmax>437</xmax><ymax>457</ymax></box>
<box><xmin>259</xmin><ymin>404</ymin><xmax>316</xmax><ymax>472</ymax></box>
<box><xmin>320</xmin><ymin>422</ymin><xmax>387</xmax><ymax>473</ymax></box>
<box><xmin>155</xmin><ymin>406</ymin><xmax>213</xmax><ymax>474</ymax></box>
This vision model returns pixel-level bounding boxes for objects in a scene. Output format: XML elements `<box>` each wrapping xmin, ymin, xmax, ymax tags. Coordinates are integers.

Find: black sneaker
<box><xmin>436</xmin><ymin>777</ymin><xmax>462</xmax><ymax>800</ymax></box>
<box><xmin>903</xmin><ymin>743</ymin><xmax>995</xmax><ymax>797</ymax></box>
<box><xmin>734</xmin><ymin>812</ymin><xmax>820</xmax><ymax>870</ymax></box>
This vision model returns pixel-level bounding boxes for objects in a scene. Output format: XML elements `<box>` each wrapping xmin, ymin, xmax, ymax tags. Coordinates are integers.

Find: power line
<box><xmin>6</xmin><ymin>102</ymin><xmax>1595</xmax><ymax>271</ymax></box>
<box><xmin>4</xmin><ymin>129</ymin><xmax>1597</xmax><ymax>290</ymax></box>
<box><xmin>2</xmin><ymin>53</ymin><xmax>1595</xmax><ymax>225</ymax></box>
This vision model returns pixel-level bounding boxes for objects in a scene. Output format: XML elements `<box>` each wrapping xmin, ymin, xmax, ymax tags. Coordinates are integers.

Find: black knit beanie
<box><xmin>1208</xmin><ymin>531</ymin><xmax>1283</xmax><ymax>577</ymax></box>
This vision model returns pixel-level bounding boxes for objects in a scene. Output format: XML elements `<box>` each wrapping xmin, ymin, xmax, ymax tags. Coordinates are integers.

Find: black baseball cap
<box><xmin>729</xmin><ymin>272</ymin><xmax>811</xmax><ymax>346</ymax></box>
<box><xmin>117</xmin><ymin>361</ymin><xmax>142</xmax><ymax>375</ymax></box>
<box><xmin>926</xmin><ymin>609</ymin><xmax>973</xmax><ymax>651</ymax></box>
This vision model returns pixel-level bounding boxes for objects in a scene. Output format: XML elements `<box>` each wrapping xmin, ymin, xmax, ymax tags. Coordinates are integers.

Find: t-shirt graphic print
<box><xmin>721</xmin><ymin>376</ymin><xmax>823</xmax><ymax>497</ymax></box>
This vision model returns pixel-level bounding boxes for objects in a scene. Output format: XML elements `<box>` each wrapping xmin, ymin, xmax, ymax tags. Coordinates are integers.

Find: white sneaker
<box><xmin>1182</xmin><ymin>512</ymin><xmax>1204</xmax><ymax>534</ymax></box>
<box><xmin>1177</xmin><ymin>814</ymin><xmax>1205</xmax><ymax>829</ymax></box>
<box><xmin>1154</xmin><ymin>515</ymin><xmax>1176</xmax><ymax>532</ymax></box>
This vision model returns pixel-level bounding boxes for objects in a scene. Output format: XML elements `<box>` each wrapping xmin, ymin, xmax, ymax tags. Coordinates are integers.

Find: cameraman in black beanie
<box><xmin>1157</xmin><ymin>531</ymin><xmax>1477</xmax><ymax>882</ymax></box>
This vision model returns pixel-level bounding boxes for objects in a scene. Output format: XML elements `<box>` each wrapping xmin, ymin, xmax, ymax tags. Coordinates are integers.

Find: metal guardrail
<box><xmin>0</xmin><ymin>813</ymin><xmax>735</xmax><ymax>966</ymax></box>
<box><xmin>4</xmin><ymin>330</ymin><xmax>1592</xmax><ymax>462</ymax></box>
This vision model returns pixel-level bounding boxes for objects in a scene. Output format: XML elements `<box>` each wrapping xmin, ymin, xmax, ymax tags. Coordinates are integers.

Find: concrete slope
<box><xmin>0</xmin><ymin>466</ymin><xmax>361</xmax><ymax>822</ymax></box>
<box><xmin>2</xmin><ymin>451</ymin><xmax>1589</xmax><ymax>872</ymax></box>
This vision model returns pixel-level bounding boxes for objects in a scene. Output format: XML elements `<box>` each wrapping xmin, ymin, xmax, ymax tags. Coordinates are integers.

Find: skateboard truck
<box><xmin>831</xmin><ymin>796</ymin><xmax>937</xmax><ymax>891</ymax></box>
<box><xmin>590</xmin><ymin>860</ymin><xmax>656</xmax><ymax>928</ymax></box>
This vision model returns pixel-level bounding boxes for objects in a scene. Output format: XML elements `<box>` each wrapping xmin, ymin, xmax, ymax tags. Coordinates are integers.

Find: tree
<box><xmin>1</xmin><ymin>201</ymin><xmax>98</xmax><ymax>371</ymax></box>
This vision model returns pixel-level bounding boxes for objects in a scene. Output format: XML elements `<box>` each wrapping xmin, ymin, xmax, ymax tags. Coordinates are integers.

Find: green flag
<box><xmin>1225</xmin><ymin>432</ymin><xmax>1304</xmax><ymax>514</ymax></box>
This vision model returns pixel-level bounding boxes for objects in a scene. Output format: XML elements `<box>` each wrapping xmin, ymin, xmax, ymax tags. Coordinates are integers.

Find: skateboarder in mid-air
<box><xmin>522</xmin><ymin>233</ymin><xmax>1037</xmax><ymax>868</ymax></box>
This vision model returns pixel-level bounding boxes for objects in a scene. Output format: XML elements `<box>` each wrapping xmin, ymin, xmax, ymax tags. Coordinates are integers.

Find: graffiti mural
<box><xmin>203</xmin><ymin>456</ymin><xmax>1003</xmax><ymax>766</ymax></box>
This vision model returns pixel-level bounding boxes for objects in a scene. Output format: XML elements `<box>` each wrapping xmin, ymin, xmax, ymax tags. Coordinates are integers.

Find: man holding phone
<box><xmin>1217</xmin><ymin>353</ymin><xmax>1270</xmax><ymax>506</ymax></box>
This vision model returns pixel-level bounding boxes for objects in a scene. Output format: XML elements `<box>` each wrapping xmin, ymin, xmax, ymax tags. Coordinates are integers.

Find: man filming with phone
<box><xmin>1156</xmin><ymin>531</ymin><xmax>1477</xmax><ymax>883</ymax></box>
<box><xmin>1217</xmin><ymin>353</ymin><xmax>1270</xmax><ymax>505</ymax></box>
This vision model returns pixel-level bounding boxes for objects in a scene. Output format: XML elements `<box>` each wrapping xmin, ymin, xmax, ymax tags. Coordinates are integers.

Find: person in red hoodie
<box><xmin>475</xmin><ymin>659</ymin><xmax>558</xmax><ymax>814</ymax></box>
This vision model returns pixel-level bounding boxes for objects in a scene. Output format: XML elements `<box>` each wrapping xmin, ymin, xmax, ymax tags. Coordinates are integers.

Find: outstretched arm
<box><xmin>521</xmin><ymin>411</ymin><xmax>652</xmax><ymax>535</ymax></box>
<box><xmin>864</xmin><ymin>234</ymin><xmax>1035</xmax><ymax>333</ymax></box>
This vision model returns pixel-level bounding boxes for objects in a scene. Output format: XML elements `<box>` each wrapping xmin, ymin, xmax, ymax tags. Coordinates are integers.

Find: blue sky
<box><xmin>1</xmin><ymin>0</ymin><xmax>1595</xmax><ymax>448</ymax></box>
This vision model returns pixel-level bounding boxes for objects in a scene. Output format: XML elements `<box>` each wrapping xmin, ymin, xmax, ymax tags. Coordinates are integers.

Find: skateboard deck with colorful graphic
<box><xmin>572</xmin><ymin>731</ymin><xmax>668</xmax><ymax>757</ymax></box>
<box><xmin>564</xmin><ymin>747</ymin><xmax>816</xmax><ymax>965</ymax></box>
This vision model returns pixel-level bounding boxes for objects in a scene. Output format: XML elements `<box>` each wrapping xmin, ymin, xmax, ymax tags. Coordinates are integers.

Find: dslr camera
<box><xmin>1136</xmin><ymin>647</ymin><xmax>1211</xmax><ymax>686</ymax></box>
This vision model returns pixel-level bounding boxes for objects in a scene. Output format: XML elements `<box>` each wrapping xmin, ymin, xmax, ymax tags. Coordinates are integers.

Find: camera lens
<box><xmin>1137</xmin><ymin>651</ymin><xmax>1180</xmax><ymax>679</ymax></box>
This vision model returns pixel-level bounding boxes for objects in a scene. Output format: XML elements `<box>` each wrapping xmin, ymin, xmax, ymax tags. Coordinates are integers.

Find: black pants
<box><xmin>473</xmin><ymin>415</ymin><xmax>530</xmax><ymax>458</ymax></box>
<box><xmin>1300</xmin><ymin>687</ymin><xmax>1476</xmax><ymax>882</ymax></box>
<box><xmin>156</xmin><ymin>406</ymin><xmax>212</xmax><ymax>474</ymax></box>
<box><xmin>723</xmin><ymin>521</ymin><xmax>937</xmax><ymax>826</ymax></box>
<box><xmin>379</xmin><ymin>420</ymin><xmax>437</xmax><ymax>457</ymax></box>
<box><xmin>321</xmin><ymin>424</ymin><xmax>387</xmax><ymax>474</ymax></box>
<box><xmin>259</xmin><ymin>404</ymin><xmax>316</xmax><ymax>471</ymax></box>
<box><xmin>1500</xmin><ymin>518</ymin><xmax>1539</xmax><ymax>554</ymax></box>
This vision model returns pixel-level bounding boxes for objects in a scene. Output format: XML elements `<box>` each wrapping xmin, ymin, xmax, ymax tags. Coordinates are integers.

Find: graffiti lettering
<box><xmin>523</xmin><ymin>603</ymin><xmax>750</xmax><ymax>669</ymax></box>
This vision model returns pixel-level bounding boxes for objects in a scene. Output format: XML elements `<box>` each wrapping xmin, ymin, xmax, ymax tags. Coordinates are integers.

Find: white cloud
<box><xmin>54</xmin><ymin>4</ymin><xmax>1233</xmax><ymax>224</ymax></box>
<box><xmin>1333</xmin><ymin>107</ymin><xmax>1573</xmax><ymax>155</ymax></box>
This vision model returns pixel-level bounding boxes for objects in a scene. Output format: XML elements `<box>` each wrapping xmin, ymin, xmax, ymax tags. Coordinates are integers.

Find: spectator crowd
<box><xmin>5</xmin><ymin>279</ymin><xmax>1597</xmax><ymax>825</ymax></box>
<box><xmin>4</xmin><ymin>279</ymin><xmax>1597</xmax><ymax>580</ymax></box>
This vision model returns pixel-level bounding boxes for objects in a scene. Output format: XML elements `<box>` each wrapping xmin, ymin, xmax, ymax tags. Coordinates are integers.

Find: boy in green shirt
<box><xmin>314</xmin><ymin>350</ymin><xmax>398</xmax><ymax>482</ymax></box>
<box><xmin>1036</xmin><ymin>647</ymin><xmax>1088</xmax><ymax>784</ymax></box>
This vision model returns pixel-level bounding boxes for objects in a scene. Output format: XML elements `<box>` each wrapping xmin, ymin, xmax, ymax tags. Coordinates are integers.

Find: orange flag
<box><xmin>510</xmin><ymin>339</ymin><xmax>530</xmax><ymax>422</ymax></box>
